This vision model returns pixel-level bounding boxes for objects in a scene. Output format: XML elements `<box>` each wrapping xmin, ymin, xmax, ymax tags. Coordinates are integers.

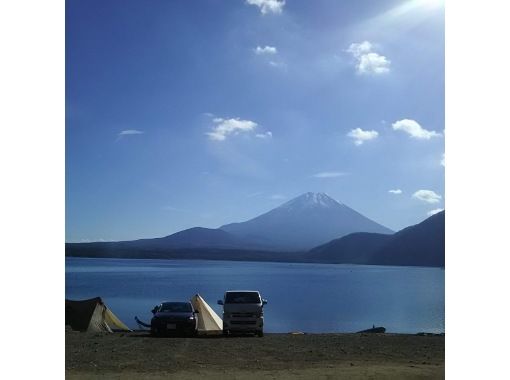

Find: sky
<box><xmin>66</xmin><ymin>0</ymin><xmax>445</xmax><ymax>242</ymax></box>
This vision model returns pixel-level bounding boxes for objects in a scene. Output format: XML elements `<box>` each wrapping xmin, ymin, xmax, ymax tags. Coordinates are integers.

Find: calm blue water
<box><xmin>65</xmin><ymin>258</ymin><xmax>444</xmax><ymax>334</ymax></box>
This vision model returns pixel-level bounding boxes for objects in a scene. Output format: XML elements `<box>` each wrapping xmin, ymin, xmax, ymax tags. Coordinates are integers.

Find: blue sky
<box><xmin>66</xmin><ymin>0</ymin><xmax>444</xmax><ymax>242</ymax></box>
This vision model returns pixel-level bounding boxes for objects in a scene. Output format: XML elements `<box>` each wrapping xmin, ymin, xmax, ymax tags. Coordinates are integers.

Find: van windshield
<box><xmin>225</xmin><ymin>292</ymin><xmax>261</xmax><ymax>304</ymax></box>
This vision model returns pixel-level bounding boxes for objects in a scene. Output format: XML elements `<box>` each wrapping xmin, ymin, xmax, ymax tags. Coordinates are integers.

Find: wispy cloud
<box><xmin>254</xmin><ymin>45</ymin><xmax>277</xmax><ymax>55</ymax></box>
<box><xmin>118</xmin><ymin>129</ymin><xmax>144</xmax><ymax>136</ymax></box>
<box><xmin>412</xmin><ymin>189</ymin><xmax>442</xmax><ymax>204</ymax></box>
<box><xmin>347</xmin><ymin>128</ymin><xmax>379</xmax><ymax>145</ymax></box>
<box><xmin>392</xmin><ymin>119</ymin><xmax>441</xmax><ymax>140</ymax></box>
<box><xmin>116</xmin><ymin>129</ymin><xmax>144</xmax><ymax>141</ymax></box>
<box><xmin>268</xmin><ymin>60</ymin><xmax>287</xmax><ymax>69</ymax></box>
<box><xmin>346</xmin><ymin>41</ymin><xmax>390</xmax><ymax>75</ymax></box>
<box><xmin>246</xmin><ymin>0</ymin><xmax>285</xmax><ymax>14</ymax></box>
<box><xmin>269</xmin><ymin>194</ymin><xmax>286</xmax><ymax>200</ymax></box>
<box><xmin>389</xmin><ymin>189</ymin><xmax>402</xmax><ymax>194</ymax></box>
<box><xmin>427</xmin><ymin>208</ymin><xmax>444</xmax><ymax>216</ymax></box>
<box><xmin>80</xmin><ymin>238</ymin><xmax>107</xmax><ymax>243</ymax></box>
<box><xmin>256</xmin><ymin>131</ymin><xmax>273</xmax><ymax>139</ymax></box>
<box><xmin>253</xmin><ymin>45</ymin><xmax>285</xmax><ymax>69</ymax></box>
<box><xmin>441</xmin><ymin>153</ymin><xmax>445</xmax><ymax>167</ymax></box>
<box><xmin>312</xmin><ymin>172</ymin><xmax>347</xmax><ymax>178</ymax></box>
<box><xmin>206</xmin><ymin>117</ymin><xmax>258</xmax><ymax>141</ymax></box>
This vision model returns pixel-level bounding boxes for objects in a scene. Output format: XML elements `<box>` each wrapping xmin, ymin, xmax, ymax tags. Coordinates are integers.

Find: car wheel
<box><xmin>222</xmin><ymin>330</ymin><xmax>229</xmax><ymax>337</ymax></box>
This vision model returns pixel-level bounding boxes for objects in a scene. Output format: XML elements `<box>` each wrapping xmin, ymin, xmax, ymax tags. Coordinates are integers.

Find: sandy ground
<box><xmin>66</xmin><ymin>330</ymin><xmax>444</xmax><ymax>379</ymax></box>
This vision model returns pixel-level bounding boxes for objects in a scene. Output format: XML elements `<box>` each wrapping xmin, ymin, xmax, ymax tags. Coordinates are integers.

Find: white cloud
<box><xmin>116</xmin><ymin>129</ymin><xmax>144</xmax><ymax>141</ymax></box>
<box><xmin>346</xmin><ymin>41</ymin><xmax>390</xmax><ymax>75</ymax></box>
<box><xmin>256</xmin><ymin>131</ymin><xmax>273</xmax><ymax>139</ymax></box>
<box><xmin>118</xmin><ymin>129</ymin><xmax>144</xmax><ymax>136</ymax></box>
<box><xmin>254</xmin><ymin>45</ymin><xmax>277</xmax><ymax>55</ymax></box>
<box><xmin>412</xmin><ymin>189</ymin><xmax>442</xmax><ymax>204</ymax></box>
<box><xmin>389</xmin><ymin>189</ymin><xmax>402</xmax><ymax>194</ymax></box>
<box><xmin>312</xmin><ymin>172</ymin><xmax>347</xmax><ymax>178</ymax></box>
<box><xmin>441</xmin><ymin>153</ymin><xmax>445</xmax><ymax>167</ymax></box>
<box><xmin>253</xmin><ymin>45</ymin><xmax>285</xmax><ymax>68</ymax></box>
<box><xmin>268</xmin><ymin>60</ymin><xmax>287</xmax><ymax>69</ymax></box>
<box><xmin>347</xmin><ymin>128</ymin><xmax>379</xmax><ymax>145</ymax></box>
<box><xmin>358</xmin><ymin>53</ymin><xmax>391</xmax><ymax>74</ymax></box>
<box><xmin>347</xmin><ymin>41</ymin><xmax>373</xmax><ymax>58</ymax></box>
<box><xmin>206</xmin><ymin>117</ymin><xmax>258</xmax><ymax>141</ymax></box>
<box><xmin>246</xmin><ymin>0</ymin><xmax>285</xmax><ymax>14</ymax></box>
<box><xmin>427</xmin><ymin>208</ymin><xmax>444</xmax><ymax>216</ymax></box>
<box><xmin>392</xmin><ymin>119</ymin><xmax>441</xmax><ymax>139</ymax></box>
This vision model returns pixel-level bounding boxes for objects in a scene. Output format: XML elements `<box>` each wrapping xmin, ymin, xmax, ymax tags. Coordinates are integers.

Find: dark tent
<box><xmin>65</xmin><ymin>297</ymin><xmax>131</xmax><ymax>332</ymax></box>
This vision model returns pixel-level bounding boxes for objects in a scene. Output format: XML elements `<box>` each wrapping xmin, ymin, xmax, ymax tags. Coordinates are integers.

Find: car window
<box><xmin>159</xmin><ymin>302</ymin><xmax>192</xmax><ymax>312</ymax></box>
<box><xmin>225</xmin><ymin>292</ymin><xmax>261</xmax><ymax>304</ymax></box>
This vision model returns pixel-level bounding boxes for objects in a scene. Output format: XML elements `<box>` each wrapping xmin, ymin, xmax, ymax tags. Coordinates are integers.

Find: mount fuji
<box><xmin>66</xmin><ymin>192</ymin><xmax>394</xmax><ymax>258</ymax></box>
<box><xmin>220</xmin><ymin>192</ymin><xmax>393</xmax><ymax>251</ymax></box>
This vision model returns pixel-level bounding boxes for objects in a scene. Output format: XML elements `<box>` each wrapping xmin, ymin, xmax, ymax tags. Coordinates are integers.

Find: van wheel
<box><xmin>257</xmin><ymin>330</ymin><xmax>264</xmax><ymax>337</ymax></box>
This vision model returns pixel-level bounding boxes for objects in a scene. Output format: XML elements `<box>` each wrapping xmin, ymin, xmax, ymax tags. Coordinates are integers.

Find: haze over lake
<box><xmin>66</xmin><ymin>258</ymin><xmax>444</xmax><ymax>333</ymax></box>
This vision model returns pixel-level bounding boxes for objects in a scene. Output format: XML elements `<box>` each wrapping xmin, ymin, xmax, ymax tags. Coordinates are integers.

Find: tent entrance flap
<box><xmin>191</xmin><ymin>294</ymin><xmax>223</xmax><ymax>335</ymax></box>
<box><xmin>65</xmin><ymin>297</ymin><xmax>131</xmax><ymax>333</ymax></box>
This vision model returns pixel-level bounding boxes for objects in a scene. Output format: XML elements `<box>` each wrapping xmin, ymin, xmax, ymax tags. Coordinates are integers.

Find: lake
<box><xmin>65</xmin><ymin>257</ymin><xmax>444</xmax><ymax>334</ymax></box>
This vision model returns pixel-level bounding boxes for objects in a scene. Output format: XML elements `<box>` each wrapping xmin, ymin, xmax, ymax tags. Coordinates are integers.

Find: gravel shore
<box><xmin>66</xmin><ymin>330</ymin><xmax>444</xmax><ymax>379</ymax></box>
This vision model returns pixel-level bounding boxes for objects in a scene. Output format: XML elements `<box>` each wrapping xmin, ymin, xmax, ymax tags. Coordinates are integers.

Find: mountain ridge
<box><xmin>309</xmin><ymin>211</ymin><xmax>445</xmax><ymax>267</ymax></box>
<box><xmin>65</xmin><ymin>193</ymin><xmax>445</xmax><ymax>267</ymax></box>
<box><xmin>66</xmin><ymin>210</ymin><xmax>444</xmax><ymax>267</ymax></box>
<box><xmin>220</xmin><ymin>192</ymin><xmax>393</xmax><ymax>250</ymax></box>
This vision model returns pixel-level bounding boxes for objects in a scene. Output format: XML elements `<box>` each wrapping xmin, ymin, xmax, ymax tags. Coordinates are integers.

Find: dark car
<box><xmin>150</xmin><ymin>301</ymin><xmax>199</xmax><ymax>336</ymax></box>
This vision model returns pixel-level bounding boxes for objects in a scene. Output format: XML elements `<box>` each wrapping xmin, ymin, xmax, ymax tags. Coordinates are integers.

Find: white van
<box><xmin>218</xmin><ymin>290</ymin><xmax>267</xmax><ymax>337</ymax></box>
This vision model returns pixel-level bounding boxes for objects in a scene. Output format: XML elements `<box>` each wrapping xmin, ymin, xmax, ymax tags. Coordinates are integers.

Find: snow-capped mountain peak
<box><xmin>279</xmin><ymin>192</ymin><xmax>342</xmax><ymax>210</ymax></box>
<box><xmin>220</xmin><ymin>191</ymin><xmax>393</xmax><ymax>251</ymax></box>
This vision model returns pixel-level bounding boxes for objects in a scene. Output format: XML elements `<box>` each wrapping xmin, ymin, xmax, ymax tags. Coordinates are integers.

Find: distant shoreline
<box><xmin>65</xmin><ymin>254</ymin><xmax>445</xmax><ymax>269</ymax></box>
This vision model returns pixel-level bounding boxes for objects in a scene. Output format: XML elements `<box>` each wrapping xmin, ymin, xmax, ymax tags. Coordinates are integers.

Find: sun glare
<box><xmin>416</xmin><ymin>0</ymin><xmax>445</xmax><ymax>10</ymax></box>
<box><xmin>360</xmin><ymin>0</ymin><xmax>444</xmax><ymax>32</ymax></box>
